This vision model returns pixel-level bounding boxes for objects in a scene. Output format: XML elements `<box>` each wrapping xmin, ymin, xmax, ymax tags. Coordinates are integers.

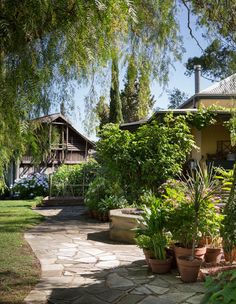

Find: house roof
<box><xmin>200</xmin><ymin>73</ymin><xmax>236</xmax><ymax>94</ymax></box>
<box><xmin>178</xmin><ymin>73</ymin><xmax>236</xmax><ymax>109</ymax></box>
<box><xmin>31</xmin><ymin>113</ymin><xmax>95</xmax><ymax>148</ymax></box>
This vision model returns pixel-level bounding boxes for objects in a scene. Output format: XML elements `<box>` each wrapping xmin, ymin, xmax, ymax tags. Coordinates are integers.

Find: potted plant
<box><xmin>173</xmin><ymin>166</ymin><xmax>220</xmax><ymax>282</ymax></box>
<box><xmin>164</xmin><ymin>181</ymin><xmax>207</xmax><ymax>261</ymax></box>
<box><xmin>135</xmin><ymin>234</ymin><xmax>154</xmax><ymax>267</ymax></box>
<box><xmin>136</xmin><ymin>194</ymin><xmax>173</xmax><ymax>273</ymax></box>
<box><xmin>204</xmin><ymin>208</ymin><xmax>223</xmax><ymax>264</ymax></box>
<box><xmin>149</xmin><ymin>233</ymin><xmax>172</xmax><ymax>274</ymax></box>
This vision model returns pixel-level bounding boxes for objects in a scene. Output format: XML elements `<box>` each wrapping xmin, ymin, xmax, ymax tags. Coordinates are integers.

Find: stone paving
<box><xmin>24</xmin><ymin>207</ymin><xmax>205</xmax><ymax>304</ymax></box>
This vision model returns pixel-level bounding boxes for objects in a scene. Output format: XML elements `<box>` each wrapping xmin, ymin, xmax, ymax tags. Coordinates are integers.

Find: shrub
<box><xmin>85</xmin><ymin>176</ymin><xmax>124</xmax><ymax>211</ymax></box>
<box><xmin>51</xmin><ymin>159</ymin><xmax>100</xmax><ymax>196</ymax></box>
<box><xmin>97</xmin><ymin>195</ymin><xmax>127</xmax><ymax>214</ymax></box>
<box><xmin>97</xmin><ymin>113</ymin><xmax>194</xmax><ymax>202</ymax></box>
<box><xmin>12</xmin><ymin>173</ymin><xmax>48</xmax><ymax>198</ymax></box>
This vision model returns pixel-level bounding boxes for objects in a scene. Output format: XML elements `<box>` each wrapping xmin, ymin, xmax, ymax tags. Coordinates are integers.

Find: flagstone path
<box><xmin>24</xmin><ymin>206</ymin><xmax>205</xmax><ymax>304</ymax></box>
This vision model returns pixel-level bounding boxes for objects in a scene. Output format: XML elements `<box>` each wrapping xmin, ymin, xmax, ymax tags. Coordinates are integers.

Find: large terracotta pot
<box><xmin>143</xmin><ymin>249</ymin><xmax>154</xmax><ymax>267</ymax></box>
<box><xmin>205</xmin><ymin>247</ymin><xmax>222</xmax><ymax>264</ymax></box>
<box><xmin>149</xmin><ymin>257</ymin><xmax>172</xmax><ymax>274</ymax></box>
<box><xmin>174</xmin><ymin>244</ymin><xmax>206</xmax><ymax>260</ymax></box>
<box><xmin>177</xmin><ymin>256</ymin><xmax>202</xmax><ymax>283</ymax></box>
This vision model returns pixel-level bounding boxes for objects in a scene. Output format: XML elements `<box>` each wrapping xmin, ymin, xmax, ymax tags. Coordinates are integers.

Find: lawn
<box><xmin>0</xmin><ymin>200</ymin><xmax>44</xmax><ymax>304</ymax></box>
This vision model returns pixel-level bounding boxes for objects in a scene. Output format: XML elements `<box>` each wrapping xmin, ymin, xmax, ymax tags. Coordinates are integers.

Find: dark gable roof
<box><xmin>31</xmin><ymin>113</ymin><xmax>95</xmax><ymax>149</ymax></box>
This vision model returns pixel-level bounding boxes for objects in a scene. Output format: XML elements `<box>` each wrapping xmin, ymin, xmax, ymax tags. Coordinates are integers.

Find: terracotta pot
<box><xmin>205</xmin><ymin>247</ymin><xmax>222</xmax><ymax>264</ymax></box>
<box><xmin>224</xmin><ymin>248</ymin><xmax>236</xmax><ymax>263</ymax></box>
<box><xmin>149</xmin><ymin>257</ymin><xmax>172</xmax><ymax>274</ymax></box>
<box><xmin>143</xmin><ymin>249</ymin><xmax>154</xmax><ymax>267</ymax></box>
<box><xmin>174</xmin><ymin>244</ymin><xmax>206</xmax><ymax>260</ymax></box>
<box><xmin>177</xmin><ymin>256</ymin><xmax>202</xmax><ymax>283</ymax></box>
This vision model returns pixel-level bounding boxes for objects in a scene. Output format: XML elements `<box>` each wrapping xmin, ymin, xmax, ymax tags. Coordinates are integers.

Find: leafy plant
<box><xmin>201</xmin><ymin>270</ymin><xmax>236</xmax><ymax>304</ymax></box>
<box><xmin>85</xmin><ymin>176</ymin><xmax>123</xmax><ymax>212</ymax></box>
<box><xmin>97</xmin><ymin>113</ymin><xmax>194</xmax><ymax>202</ymax></box>
<box><xmin>187</xmin><ymin>106</ymin><xmax>217</xmax><ymax>130</ymax></box>
<box><xmin>137</xmin><ymin>195</ymin><xmax>172</xmax><ymax>260</ymax></box>
<box><xmin>152</xmin><ymin>233</ymin><xmax>167</xmax><ymax>260</ymax></box>
<box><xmin>51</xmin><ymin>159</ymin><xmax>99</xmax><ymax>196</ymax></box>
<box><xmin>135</xmin><ymin>234</ymin><xmax>153</xmax><ymax>251</ymax></box>
<box><xmin>97</xmin><ymin>195</ymin><xmax>127</xmax><ymax>215</ymax></box>
<box><xmin>220</xmin><ymin>164</ymin><xmax>236</xmax><ymax>263</ymax></box>
<box><xmin>166</xmin><ymin>167</ymin><xmax>220</xmax><ymax>254</ymax></box>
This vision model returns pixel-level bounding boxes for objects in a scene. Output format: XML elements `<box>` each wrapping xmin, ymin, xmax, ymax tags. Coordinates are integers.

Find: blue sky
<box><xmin>60</xmin><ymin>7</ymin><xmax>215</xmax><ymax>139</ymax></box>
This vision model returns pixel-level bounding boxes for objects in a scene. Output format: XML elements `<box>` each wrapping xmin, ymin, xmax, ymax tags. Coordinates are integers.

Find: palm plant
<box><xmin>181</xmin><ymin>165</ymin><xmax>219</xmax><ymax>260</ymax></box>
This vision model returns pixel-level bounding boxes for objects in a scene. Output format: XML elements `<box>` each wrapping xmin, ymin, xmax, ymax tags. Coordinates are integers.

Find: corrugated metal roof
<box><xmin>200</xmin><ymin>73</ymin><xmax>236</xmax><ymax>94</ymax></box>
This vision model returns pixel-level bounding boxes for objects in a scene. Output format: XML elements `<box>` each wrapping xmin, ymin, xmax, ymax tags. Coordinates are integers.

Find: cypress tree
<box><xmin>109</xmin><ymin>57</ymin><xmax>123</xmax><ymax>123</ymax></box>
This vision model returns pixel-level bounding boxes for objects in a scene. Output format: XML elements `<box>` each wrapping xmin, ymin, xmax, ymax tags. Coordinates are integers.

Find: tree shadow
<box><xmin>47</xmin><ymin>260</ymin><xmax>153</xmax><ymax>304</ymax></box>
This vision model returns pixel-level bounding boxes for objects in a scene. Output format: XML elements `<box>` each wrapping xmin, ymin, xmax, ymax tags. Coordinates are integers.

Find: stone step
<box><xmin>42</xmin><ymin>196</ymin><xmax>84</xmax><ymax>206</ymax></box>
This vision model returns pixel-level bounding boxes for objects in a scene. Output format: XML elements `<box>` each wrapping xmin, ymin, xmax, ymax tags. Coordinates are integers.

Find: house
<box><xmin>7</xmin><ymin>113</ymin><xmax>95</xmax><ymax>186</ymax></box>
<box><xmin>121</xmin><ymin>67</ymin><xmax>236</xmax><ymax>169</ymax></box>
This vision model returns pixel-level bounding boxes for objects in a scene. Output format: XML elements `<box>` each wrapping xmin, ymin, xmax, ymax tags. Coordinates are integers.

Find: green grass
<box><xmin>0</xmin><ymin>200</ymin><xmax>44</xmax><ymax>304</ymax></box>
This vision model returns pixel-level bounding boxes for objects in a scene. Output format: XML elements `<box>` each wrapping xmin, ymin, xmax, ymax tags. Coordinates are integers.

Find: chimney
<box><xmin>194</xmin><ymin>65</ymin><xmax>201</xmax><ymax>94</ymax></box>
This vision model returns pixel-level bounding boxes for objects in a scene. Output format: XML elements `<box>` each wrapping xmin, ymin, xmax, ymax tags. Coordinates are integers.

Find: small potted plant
<box><xmin>204</xmin><ymin>208</ymin><xmax>223</xmax><ymax>264</ymax></box>
<box><xmin>149</xmin><ymin>233</ymin><xmax>172</xmax><ymax>274</ymax></box>
<box><xmin>135</xmin><ymin>234</ymin><xmax>154</xmax><ymax>267</ymax></box>
<box><xmin>136</xmin><ymin>194</ymin><xmax>172</xmax><ymax>272</ymax></box>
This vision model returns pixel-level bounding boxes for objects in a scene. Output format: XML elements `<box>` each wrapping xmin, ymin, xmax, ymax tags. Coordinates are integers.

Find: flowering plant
<box><xmin>12</xmin><ymin>173</ymin><xmax>49</xmax><ymax>198</ymax></box>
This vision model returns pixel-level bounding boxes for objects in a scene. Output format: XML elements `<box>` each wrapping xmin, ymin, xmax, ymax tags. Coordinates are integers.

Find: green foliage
<box><xmin>167</xmin><ymin>88</ymin><xmax>189</xmax><ymax>109</ymax></box>
<box><xmin>135</xmin><ymin>234</ymin><xmax>153</xmax><ymax>251</ymax></box>
<box><xmin>109</xmin><ymin>56</ymin><xmax>123</xmax><ymax>123</ymax></box>
<box><xmin>85</xmin><ymin>176</ymin><xmax>123</xmax><ymax>211</ymax></box>
<box><xmin>226</xmin><ymin>111</ymin><xmax>236</xmax><ymax>147</ymax></box>
<box><xmin>0</xmin><ymin>0</ymin><xmax>183</xmax><ymax>191</ymax></box>
<box><xmin>137</xmin><ymin>196</ymin><xmax>171</xmax><ymax>260</ymax></box>
<box><xmin>97</xmin><ymin>113</ymin><xmax>194</xmax><ymax>201</ymax></box>
<box><xmin>201</xmin><ymin>270</ymin><xmax>236</xmax><ymax>304</ymax></box>
<box><xmin>220</xmin><ymin>165</ymin><xmax>236</xmax><ymax>262</ymax></box>
<box><xmin>51</xmin><ymin>160</ymin><xmax>99</xmax><ymax>196</ymax></box>
<box><xmin>165</xmin><ymin>168</ymin><xmax>221</xmax><ymax>251</ymax></box>
<box><xmin>95</xmin><ymin>96</ymin><xmax>110</xmax><ymax>130</ymax></box>
<box><xmin>185</xmin><ymin>40</ymin><xmax>236</xmax><ymax>81</ymax></box>
<box><xmin>97</xmin><ymin>195</ymin><xmax>128</xmax><ymax>215</ymax></box>
<box><xmin>187</xmin><ymin>107</ymin><xmax>217</xmax><ymax>130</ymax></box>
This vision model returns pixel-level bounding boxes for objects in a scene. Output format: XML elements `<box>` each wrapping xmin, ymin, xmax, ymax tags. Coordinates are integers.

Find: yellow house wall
<box><xmin>197</xmin><ymin>98</ymin><xmax>236</xmax><ymax>109</ymax></box>
<box><xmin>200</xmin><ymin>123</ymin><xmax>230</xmax><ymax>159</ymax></box>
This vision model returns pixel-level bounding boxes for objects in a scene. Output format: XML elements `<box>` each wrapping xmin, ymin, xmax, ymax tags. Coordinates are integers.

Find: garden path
<box><xmin>24</xmin><ymin>206</ymin><xmax>205</xmax><ymax>304</ymax></box>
